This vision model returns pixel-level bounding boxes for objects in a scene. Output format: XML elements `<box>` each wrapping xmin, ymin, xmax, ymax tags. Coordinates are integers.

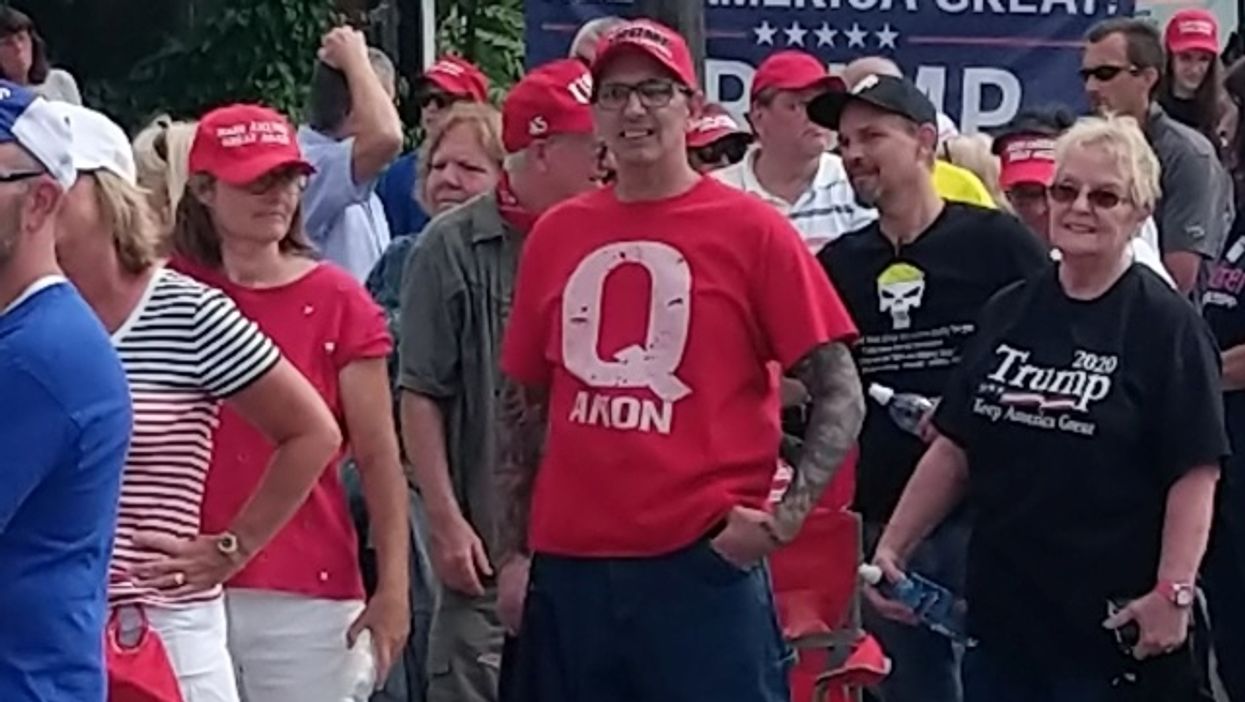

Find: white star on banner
<box><xmin>814</xmin><ymin>22</ymin><xmax>838</xmax><ymax>47</ymax></box>
<box><xmin>875</xmin><ymin>23</ymin><xmax>899</xmax><ymax>49</ymax></box>
<box><xmin>845</xmin><ymin>23</ymin><xmax>868</xmax><ymax>48</ymax></box>
<box><xmin>754</xmin><ymin>21</ymin><xmax>777</xmax><ymax>46</ymax></box>
<box><xmin>784</xmin><ymin>21</ymin><xmax>808</xmax><ymax>46</ymax></box>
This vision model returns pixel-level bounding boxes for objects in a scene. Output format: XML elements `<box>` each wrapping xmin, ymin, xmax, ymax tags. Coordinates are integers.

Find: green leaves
<box><xmin>88</xmin><ymin>0</ymin><xmax>338</xmax><ymax>129</ymax></box>
<box><xmin>437</xmin><ymin>0</ymin><xmax>524</xmax><ymax>100</ymax></box>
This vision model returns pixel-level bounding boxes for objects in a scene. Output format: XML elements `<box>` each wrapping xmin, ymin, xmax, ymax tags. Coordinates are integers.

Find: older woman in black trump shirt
<box><xmin>868</xmin><ymin>114</ymin><xmax>1228</xmax><ymax>701</ymax></box>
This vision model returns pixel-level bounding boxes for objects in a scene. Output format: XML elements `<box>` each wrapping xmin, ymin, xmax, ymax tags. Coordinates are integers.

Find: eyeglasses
<box><xmin>0</xmin><ymin>170</ymin><xmax>45</xmax><ymax>184</ymax></box>
<box><xmin>244</xmin><ymin>167</ymin><xmax>308</xmax><ymax>195</ymax></box>
<box><xmin>1048</xmin><ymin>182</ymin><xmax>1129</xmax><ymax>209</ymax></box>
<box><xmin>419</xmin><ymin>92</ymin><xmax>459</xmax><ymax>111</ymax></box>
<box><xmin>1078</xmin><ymin>65</ymin><xmax>1141</xmax><ymax>82</ymax></box>
<box><xmin>1005</xmin><ymin>183</ymin><xmax>1049</xmax><ymax>203</ymax></box>
<box><xmin>594</xmin><ymin>79</ymin><xmax>690</xmax><ymax>111</ymax></box>
<box><xmin>690</xmin><ymin>138</ymin><xmax>749</xmax><ymax>170</ymax></box>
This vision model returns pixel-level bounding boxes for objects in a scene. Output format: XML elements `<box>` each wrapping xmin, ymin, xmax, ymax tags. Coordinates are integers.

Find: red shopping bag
<box><xmin>106</xmin><ymin>606</ymin><xmax>185</xmax><ymax>702</ymax></box>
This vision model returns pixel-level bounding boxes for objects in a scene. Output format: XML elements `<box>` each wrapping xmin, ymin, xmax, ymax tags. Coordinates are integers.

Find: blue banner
<box><xmin>525</xmin><ymin>0</ymin><xmax>1135</xmax><ymax>132</ymax></box>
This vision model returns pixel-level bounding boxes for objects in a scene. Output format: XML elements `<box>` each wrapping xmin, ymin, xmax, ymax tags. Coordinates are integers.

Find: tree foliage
<box><xmin>435</xmin><ymin>0</ymin><xmax>525</xmax><ymax>99</ymax></box>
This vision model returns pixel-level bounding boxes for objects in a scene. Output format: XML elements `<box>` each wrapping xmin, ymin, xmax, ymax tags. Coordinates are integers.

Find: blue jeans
<box><xmin>506</xmin><ymin>540</ymin><xmax>793</xmax><ymax>702</ymax></box>
<box><xmin>863</xmin><ymin>520</ymin><xmax>969</xmax><ymax>702</ymax></box>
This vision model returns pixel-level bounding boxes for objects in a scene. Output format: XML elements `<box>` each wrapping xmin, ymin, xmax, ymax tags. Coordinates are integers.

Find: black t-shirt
<box><xmin>818</xmin><ymin>202</ymin><xmax>1049</xmax><ymax>522</ymax></box>
<box><xmin>1158</xmin><ymin>93</ymin><xmax>1202</xmax><ymax>135</ymax></box>
<box><xmin>936</xmin><ymin>264</ymin><xmax>1228</xmax><ymax>672</ymax></box>
<box><xmin>1203</xmin><ymin>226</ymin><xmax>1245</xmax><ymax>467</ymax></box>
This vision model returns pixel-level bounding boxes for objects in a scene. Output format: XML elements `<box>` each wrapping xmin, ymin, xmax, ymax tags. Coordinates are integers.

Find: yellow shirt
<box><xmin>932</xmin><ymin>160</ymin><xmax>996</xmax><ymax>209</ymax></box>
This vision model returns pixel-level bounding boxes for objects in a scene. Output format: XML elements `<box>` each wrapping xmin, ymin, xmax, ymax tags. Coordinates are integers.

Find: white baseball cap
<box><xmin>0</xmin><ymin>80</ymin><xmax>76</xmax><ymax>190</ymax></box>
<box><xmin>52</xmin><ymin>103</ymin><xmax>137</xmax><ymax>186</ymax></box>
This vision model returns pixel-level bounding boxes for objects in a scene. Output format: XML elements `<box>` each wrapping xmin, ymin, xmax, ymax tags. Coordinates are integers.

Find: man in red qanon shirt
<box><xmin>493</xmin><ymin>19</ymin><xmax>865</xmax><ymax>702</ymax></box>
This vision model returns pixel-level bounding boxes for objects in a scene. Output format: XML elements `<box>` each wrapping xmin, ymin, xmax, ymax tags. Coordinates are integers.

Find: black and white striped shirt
<box><xmin>108</xmin><ymin>267</ymin><xmax>279</xmax><ymax>607</ymax></box>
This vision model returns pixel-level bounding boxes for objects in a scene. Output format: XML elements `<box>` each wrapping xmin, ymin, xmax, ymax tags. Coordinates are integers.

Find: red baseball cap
<box><xmin>503</xmin><ymin>59</ymin><xmax>596</xmax><ymax>153</ymax></box>
<box><xmin>591</xmin><ymin>19</ymin><xmax>698</xmax><ymax>91</ymax></box>
<box><xmin>687</xmin><ymin>103</ymin><xmax>752</xmax><ymax>149</ymax></box>
<box><xmin>997</xmin><ymin>134</ymin><xmax>1057</xmax><ymax>189</ymax></box>
<box><xmin>420</xmin><ymin>56</ymin><xmax>490</xmax><ymax>102</ymax></box>
<box><xmin>752</xmin><ymin>51</ymin><xmax>845</xmax><ymax>101</ymax></box>
<box><xmin>1166</xmin><ymin>9</ymin><xmax>1219</xmax><ymax>55</ymax></box>
<box><xmin>189</xmin><ymin>104</ymin><xmax>314</xmax><ymax>186</ymax></box>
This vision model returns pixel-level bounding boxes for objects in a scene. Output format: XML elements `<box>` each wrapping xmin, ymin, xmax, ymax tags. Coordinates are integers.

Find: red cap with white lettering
<box><xmin>1165</xmin><ymin>8</ymin><xmax>1219</xmax><ymax>56</ymax></box>
<box><xmin>592</xmin><ymin>19</ymin><xmax>698</xmax><ymax>91</ymax></box>
<box><xmin>189</xmin><ymin>104</ymin><xmax>313</xmax><ymax>186</ymax></box>
<box><xmin>502</xmin><ymin>59</ymin><xmax>596</xmax><ymax>153</ymax></box>
<box><xmin>997</xmin><ymin>133</ymin><xmax>1056</xmax><ymax>189</ymax></box>
<box><xmin>687</xmin><ymin>103</ymin><xmax>752</xmax><ymax>149</ymax></box>
<box><xmin>420</xmin><ymin>56</ymin><xmax>490</xmax><ymax>102</ymax></box>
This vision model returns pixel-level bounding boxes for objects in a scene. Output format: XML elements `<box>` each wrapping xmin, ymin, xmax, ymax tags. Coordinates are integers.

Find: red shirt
<box><xmin>501</xmin><ymin>177</ymin><xmax>857</xmax><ymax>557</ymax></box>
<box><xmin>173</xmin><ymin>259</ymin><xmax>391</xmax><ymax>600</ymax></box>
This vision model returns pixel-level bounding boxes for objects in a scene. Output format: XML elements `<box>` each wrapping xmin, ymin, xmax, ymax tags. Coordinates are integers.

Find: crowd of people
<box><xmin>5</xmin><ymin>5</ymin><xmax>1245</xmax><ymax>702</ymax></box>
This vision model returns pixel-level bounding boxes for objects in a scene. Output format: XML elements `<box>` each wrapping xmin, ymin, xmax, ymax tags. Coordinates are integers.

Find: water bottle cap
<box><xmin>867</xmin><ymin>383</ymin><xmax>895</xmax><ymax>406</ymax></box>
<box><xmin>859</xmin><ymin>563</ymin><xmax>884</xmax><ymax>585</ymax></box>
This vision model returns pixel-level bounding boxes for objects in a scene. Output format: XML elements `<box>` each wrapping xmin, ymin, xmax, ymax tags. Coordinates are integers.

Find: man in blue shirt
<box><xmin>0</xmin><ymin>81</ymin><xmax>131</xmax><ymax>702</ymax></box>
<box><xmin>300</xmin><ymin>26</ymin><xmax>404</xmax><ymax>281</ymax></box>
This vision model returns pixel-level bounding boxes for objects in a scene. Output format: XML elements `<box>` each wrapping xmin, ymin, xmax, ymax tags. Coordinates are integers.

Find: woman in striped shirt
<box><xmin>51</xmin><ymin>104</ymin><xmax>341</xmax><ymax>702</ymax></box>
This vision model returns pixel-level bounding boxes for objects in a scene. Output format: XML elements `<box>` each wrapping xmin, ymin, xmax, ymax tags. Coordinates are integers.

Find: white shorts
<box><xmin>145</xmin><ymin>598</ymin><xmax>241</xmax><ymax>702</ymax></box>
<box><xmin>225</xmin><ymin>588</ymin><xmax>374</xmax><ymax>702</ymax></box>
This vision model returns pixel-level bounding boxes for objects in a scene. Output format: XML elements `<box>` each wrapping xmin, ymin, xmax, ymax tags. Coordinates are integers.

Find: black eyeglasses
<box><xmin>0</xmin><ymin>170</ymin><xmax>45</xmax><ymax>184</ymax></box>
<box><xmin>1005</xmin><ymin>183</ymin><xmax>1049</xmax><ymax>203</ymax></box>
<box><xmin>594</xmin><ymin>79</ymin><xmax>690</xmax><ymax>111</ymax></box>
<box><xmin>1049</xmin><ymin>182</ymin><xmax>1128</xmax><ymax>209</ymax></box>
<box><xmin>1078</xmin><ymin>65</ymin><xmax>1141</xmax><ymax>83</ymax></box>
<box><xmin>418</xmin><ymin>92</ymin><xmax>460</xmax><ymax>111</ymax></box>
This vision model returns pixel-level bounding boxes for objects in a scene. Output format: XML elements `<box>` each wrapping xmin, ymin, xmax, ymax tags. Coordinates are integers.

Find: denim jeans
<box><xmin>963</xmin><ymin>646</ymin><xmax>1114</xmax><ymax>702</ymax></box>
<box><xmin>862</xmin><ymin>519</ymin><xmax>969</xmax><ymax>702</ymax></box>
<box><xmin>505</xmin><ymin>540</ymin><xmax>793</xmax><ymax>702</ymax></box>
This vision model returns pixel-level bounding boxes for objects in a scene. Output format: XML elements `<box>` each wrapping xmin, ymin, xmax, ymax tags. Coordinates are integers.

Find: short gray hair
<box><xmin>570</xmin><ymin>16</ymin><xmax>626</xmax><ymax>63</ymax></box>
<box><xmin>1054</xmin><ymin>114</ymin><xmax>1161</xmax><ymax>211</ymax></box>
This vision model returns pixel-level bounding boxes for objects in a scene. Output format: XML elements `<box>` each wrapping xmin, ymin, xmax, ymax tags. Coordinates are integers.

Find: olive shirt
<box><xmin>398</xmin><ymin>191</ymin><xmax>520</xmax><ymax>562</ymax></box>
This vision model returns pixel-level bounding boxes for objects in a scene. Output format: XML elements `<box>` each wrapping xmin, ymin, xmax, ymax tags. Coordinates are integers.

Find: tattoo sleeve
<box><xmin>773</xmin><ymin>341</ymin><xmax>865</xmax><ymax>541</ymax></box>
<box><xmin>494</xmin><ymin>374</ymin><xmax>549</xmax><ymax>565</ymax></box>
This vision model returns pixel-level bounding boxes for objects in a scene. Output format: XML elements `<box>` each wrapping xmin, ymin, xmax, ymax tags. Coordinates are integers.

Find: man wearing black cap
<box><xmin>808</xmin><ymin>74</ymin><xmax>1048</xmax><ymax>702</ymax></box>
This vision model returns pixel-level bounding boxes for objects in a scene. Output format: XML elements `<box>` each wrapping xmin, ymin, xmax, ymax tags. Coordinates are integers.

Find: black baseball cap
<box><xmin>807</xmin><ymin>74</ymin><xmax>936</xmax><ymax>130</ymax></box>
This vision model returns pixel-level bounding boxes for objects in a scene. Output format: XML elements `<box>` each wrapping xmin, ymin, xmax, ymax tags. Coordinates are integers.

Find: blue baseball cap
<box><xmin>0</xmin><ymin>80</ymin><xmax>75</xmax><ymax>190</ymax></box>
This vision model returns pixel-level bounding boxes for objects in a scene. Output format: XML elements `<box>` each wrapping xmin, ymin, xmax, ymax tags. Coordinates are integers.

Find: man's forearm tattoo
<box><xmin>773</xmin><ymin>341</ymin><xmax>865</xmax><ymax>540</ymax></box>
<box><xmin>495</xmin><ymin>375</ymin><xmax>548</xmax><ymax>564</ymax></box>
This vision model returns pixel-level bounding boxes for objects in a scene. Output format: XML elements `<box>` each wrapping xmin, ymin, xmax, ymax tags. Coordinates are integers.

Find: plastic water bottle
<box><xmin>345</xmin><ymin>629</ymin><xmax>377</xmax><ymax>701</ymax></box>
<box><xmin>868</xmin><ymin>383</ymin><xmax>935</xmax><ymax>437</ymax></box>
<box><xmin>859</xmin><ymin>564</ymin><xmax>974</xmax><ymax>645</ymax></box>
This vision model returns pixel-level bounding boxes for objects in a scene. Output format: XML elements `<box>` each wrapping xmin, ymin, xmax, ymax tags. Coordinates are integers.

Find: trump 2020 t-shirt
<box><xmin>501</xmin><ymin>177</ymin><xmax>857</xmax><ymax>557</ymax></box>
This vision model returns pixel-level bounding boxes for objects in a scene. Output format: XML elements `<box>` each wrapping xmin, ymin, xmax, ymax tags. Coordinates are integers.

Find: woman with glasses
<box><xmin>168</xmin><ymin>104</ymin><xmax>411</xmax><ymax>702</ymax></box>
<box><xmin>0</xmin><ymin>7</ymin><xmax>80</xmax><ymax>104</ymax></box>
<box><xmin>870</xmin><ymin>115</ymin><xmax>1226</xmax><ymax>701</ymax></box>
<box><xmin>51</xmin><ymin>103</ymin><xmax>339</xmax><ymax>702</ymax></box>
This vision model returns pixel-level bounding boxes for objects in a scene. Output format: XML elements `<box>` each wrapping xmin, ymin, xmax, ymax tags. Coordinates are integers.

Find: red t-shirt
<box><xmin>501</xmin><ymin>177</ymin><xmax>857</xmax><ymax>557</ymax></box>
<box><xmin>173</xmin><ymin>259</ymin><xmax>391</xmax><ymax>600</ymax></box>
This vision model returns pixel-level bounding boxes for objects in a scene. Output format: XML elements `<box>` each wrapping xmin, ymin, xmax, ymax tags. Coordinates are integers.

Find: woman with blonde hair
<box><xmin>940</xmin><ymin>133</ymin><xmax>1010</xmax><ymax>212</ymax></box>
<box><xmin>870</xmin><ymin>114</ymin><xmax>1226</xmax><ymax>700</ymax></box>
<box><xmin>415</xmin><ymin>101</ymin><xmax>504</xmax><ymax>215</ymax></box>
<box><xmin>50</xmin><ymin>103</ymin><xmax>341</xmax><ymax>702</ymax></box>
<box><xmin>132</xmin><ymin>115</ymin><xmax>197</xmax><ymax>246</ymax></box>
<box><xmin>168</xmin><ymin>103</ymin><xmax>411</xmax><ymax>702</ymax></box>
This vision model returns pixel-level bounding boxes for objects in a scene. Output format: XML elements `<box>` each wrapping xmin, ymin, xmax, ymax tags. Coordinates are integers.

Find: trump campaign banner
<box><xmin>524</xmin><ymin>0</ymin><xmax>1136</xmax><ymax>132</ymax></box>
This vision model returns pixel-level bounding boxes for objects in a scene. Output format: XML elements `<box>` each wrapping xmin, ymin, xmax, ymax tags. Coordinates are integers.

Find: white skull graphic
<box><xmin>877</xmin><ymin>263</ymin><xmax>926</xmax><ymax>330</ymax></box>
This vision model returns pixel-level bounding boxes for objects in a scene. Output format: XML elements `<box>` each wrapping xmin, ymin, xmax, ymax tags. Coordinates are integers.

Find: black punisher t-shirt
<box><xmin>818</xmin><ymin>202</ymin><xmax>1048</xmax><ymax>522</ymax></box>
<box><xmin>936</xmin><ymin>264</ymin><xmax>1228</xmax><ymax>672</ymax></box>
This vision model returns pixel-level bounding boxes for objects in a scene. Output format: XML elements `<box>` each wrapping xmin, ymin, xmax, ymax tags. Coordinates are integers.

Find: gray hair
<box><xmin>570</xmin><ymin>16</ymin><xmax>626</xmax><ymax>63</ymax></box>
<box><xmin>843</xmin><ymin>56</ymin><xmax>902</xmax><ymax>89</ymax></box>
<box><xmin>307</xmin><ymin>46</ymin><xmax>396</xmax><ymax>133</ymax></box>
<box><xmin>1054</xmin><ymin>114</ymin><xmax>1161</xmax><ymax>212</ymax></box>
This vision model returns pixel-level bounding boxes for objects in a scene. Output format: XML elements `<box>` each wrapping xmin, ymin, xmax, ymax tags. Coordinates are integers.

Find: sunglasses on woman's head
<box><xmin>1048</xmin><ymin>182</ymin><xmax>1127</xmax><ymax>209</ymax></box>
<box><xmin>419</xmin><ymin>92</ymin><xmax>459</xmax><ymax>111</ymax></box>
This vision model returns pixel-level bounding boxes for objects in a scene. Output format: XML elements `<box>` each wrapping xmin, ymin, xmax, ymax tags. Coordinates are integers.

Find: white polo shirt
<box><xmin>713</xmin><ymin>148</ymin><xmax>877</xmax><ymax>253</ymax></box>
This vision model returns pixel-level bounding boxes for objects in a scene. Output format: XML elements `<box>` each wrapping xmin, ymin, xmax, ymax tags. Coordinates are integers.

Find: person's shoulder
<box><xmin>822</xmin><ymin>220</ymin><xmax>881</xmax><ymax>257</ymax></box>
<box><xmin>711</xmin><ymin>159</ymin><xmax>748</xmax><ymax>189</ymax></box>
<box><xmin>1126</xmin><ymin>265</ymin><xmax>1199</xmax><ymax>316</ymax></box>
<box><xmin>1152</xmin><ymin>111</ymin><xmax>1217</xmax><ymax>162</ymax></box>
